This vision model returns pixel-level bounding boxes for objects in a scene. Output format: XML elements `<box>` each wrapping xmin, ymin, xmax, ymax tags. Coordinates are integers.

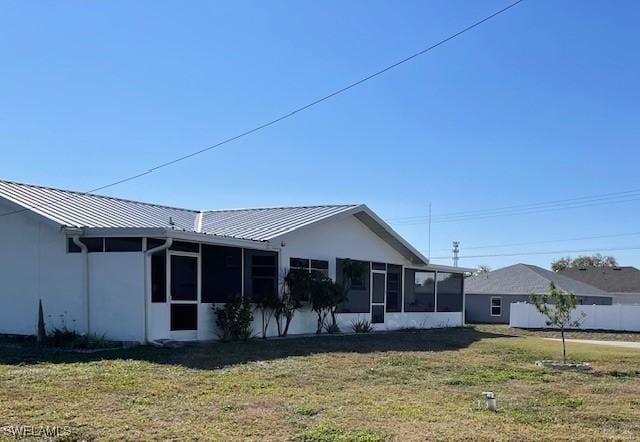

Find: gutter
<box><xmin>70</xmin><ymin>235</ymin><xmax>90</xmax><ymax>335</ymax></box>
<box><xmin>143</xmin><ymin>238</ymin><xmax>173</xmax><ymax>344</ymax></box>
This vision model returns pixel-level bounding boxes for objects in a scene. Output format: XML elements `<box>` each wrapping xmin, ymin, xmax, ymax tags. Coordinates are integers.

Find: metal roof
<box><xmin>0</xmin><ymin>180</ymin><xmax>199</xmax><ymax>231</ymax></box>
<box><xmin>465</xmin><ymin>263</ymin><xmax>610</xmax><ymax>296</ymax></box>
<box><xmin>200</xmin><ymin>205</ymin><xmax>359</xmax><ymax>241</ymax></box>
<box><xmin>0</xmin><ymin>179</ymin><xmax>358</xmax><ymax>242</ymax></box>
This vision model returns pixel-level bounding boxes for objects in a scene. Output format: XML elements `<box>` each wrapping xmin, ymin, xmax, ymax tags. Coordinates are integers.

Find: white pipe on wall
<box><xmin>71</xmin><ymin>236</ymin><xmax>90</xmax><ymax>335</ymax></box>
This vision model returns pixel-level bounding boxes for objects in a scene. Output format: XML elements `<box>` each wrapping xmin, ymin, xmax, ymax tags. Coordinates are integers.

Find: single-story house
<box><xmin>464</xmin><ymin>263</ymin><xmax>612</xmax><ymax>324</ymax></box>
<box><xmin>0</xmin><ymin>179</ymin><xmax>472</xmax><ymax>343</ymax></box>
<box><xmin>560</xmin><ymin>266</ymin><xmax>640</xmax><ymax>305</ymax></box>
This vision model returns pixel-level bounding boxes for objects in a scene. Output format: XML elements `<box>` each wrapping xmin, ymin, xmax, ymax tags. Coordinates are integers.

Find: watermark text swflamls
<box><xmin>2</xmin><ymin>425</ymin><xmax>73</xmax><ymax>439</ymax></box>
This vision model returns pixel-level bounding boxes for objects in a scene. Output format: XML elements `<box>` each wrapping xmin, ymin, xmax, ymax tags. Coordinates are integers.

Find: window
<box><xmin>105</xmin><ymin>237</ymin><xmax>142</xmax><ymax>252</ymax></box>
<box><xmin>289</xmin><ymin>258</ymin><xmax>329</xmax><ymax>277</ymax></box>
<box><xmin>386</xmin><ymin>264</ymin><xmax>402</xmax><ymax>312</ymax></box>
<box><xmin>170</xmin><ymin>241</ymin><xmax>200</xmax><ymax>253</ymax></box>
<box><xmin>335</xmin><ymin>258</ymin><xmax>370</xmax><ymax>313</ymax></box>
<box><xmin>67</xmin><ymin>237</ymin><xmax>104</xmax><ymax>253</ymax></box>
<box><xmin>310</xmin><ymin>260</ymin><xmax>329</xmax><ymax>277</ymax></box>
<box><xmin>372</xmin><ymin>262</ymin><xmax>386</xmax><ymax>271</ymax></box>
<box><xmin>170</xmin><ymin>255</ymin><xmax>198</xmax><ymax>301</ymax></box>
<box><xmin>170</xmin><ymin>304</ymin><xmax>197</xmax><ymax>331</ymax></box>
<box><xmin>151</xmin><ymin>251</ymin><xmax>166</xmax><ymax>303</ymax></box>
<box><xmin>68</xmin><ymin>237</ymin><xmax>142</xmax><ymax>253</ymax></box>
<box><xmin>372</xmin><ymin>305</ymin><xmax>384</xmax><ymax>324</ymax></box>
<box><xmin>404</xmin><ymin>269</ymin><xmax>435</xmax><ymax>312</ymax></box>
<box><xmin>491</xmin><ymin>297</ymin><xmax>502</xmax><ymax>316</ymax></box>
<box><xmin>372</xmin><ymin>273</ymin><xmax>385</xmax><ymax>303</ymax></box>
<box><xmin>244</xmin><ymin>249</ymin><xmax>278</xmax><ymax>302</ymax></box>
<box><xmin>436</xmin><ymin>272</ymin><xmax>463</xmax><ymax>312</ymax></box>
<box><xmin>350</xmin><ymin>266</ymin><xmax>366</xmax><ymax>290</ymax></box>
<box><xmin>201</xmin><ymin>245</ymin><xmax>242</xmax><ymax>303</ymax></box>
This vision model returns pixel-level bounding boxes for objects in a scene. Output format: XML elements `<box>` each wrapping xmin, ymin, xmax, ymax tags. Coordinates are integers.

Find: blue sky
<box><xmin>1</xmin><ymin>0</ymin><xmax>639</xmax><ymax>270</ymax></box>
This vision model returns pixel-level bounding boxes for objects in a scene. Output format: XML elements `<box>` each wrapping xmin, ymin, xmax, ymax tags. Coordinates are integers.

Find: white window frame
<box><xmin>490</xmin><ymin>296</ymin><xmax>502</xmax><ymax>317</ymax></box>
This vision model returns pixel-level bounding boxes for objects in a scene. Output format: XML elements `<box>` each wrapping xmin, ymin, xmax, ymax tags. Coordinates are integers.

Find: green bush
<box><xmin>324</xmin><ymin>322</ymin><xmax>341</xmax><ymax>334</ymax></box>
<box><xmin>214</xmin><ymin>299</ymin><xmax>254</xmax><ymax>341</ymax></box>
<box><xmin>351</xmin><ymin>319</ymin><xmax>374</xmax><ymax>333</ymax></box>
<box><xmin>47</xmin><ymin>327</ymin><xmax>80</xmax><ymax>347</ymax></box>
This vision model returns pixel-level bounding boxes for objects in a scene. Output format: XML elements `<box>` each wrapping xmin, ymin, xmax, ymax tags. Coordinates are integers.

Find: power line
<box><xmin>391</xmin><ymin>194</ymin><xmax>640</xmax><ymax>225</ymax></box>
<box><xmin>429</xmin><ymin>246</ymin><xmax>640</xmax><ymax>260</ymax></box>
<box><xmin>388</xmin><ymin>188</ymin><xmax>640</xmax><ymax>222</ymax></box>
<box><xmin>432</xmin><ymin>231</ymin><xmax>640</xmax><ymax>252</ymax></box>
<box><xmin>0</xmin><ymin>0</ymin><xmax>526</xmax><ymax>220</ymax></box>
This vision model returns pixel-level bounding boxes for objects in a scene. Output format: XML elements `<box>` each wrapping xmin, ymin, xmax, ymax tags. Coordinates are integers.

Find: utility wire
<box><xmin>388</xmin><ymin>189</ymin><xmax>640</xmax><ymax>222</ymax></box>
<box><xmin>0</xmin><ymin>0</ymin><xmax>525</xmax><ymax>220</ymax></box>
<box><xmin>391</xmin><ymin>194</ymin><xmax>640</xmax><ymax>225</ymax></box>
<box><xmin>429</xmin><ymin>246</ymin><xmax>640</xmax><ymax>260</ymax></box>
<box><xmin>432</xmin><ymin>231</ymin><xmax>640</xmax><ymax>252</ymax></box>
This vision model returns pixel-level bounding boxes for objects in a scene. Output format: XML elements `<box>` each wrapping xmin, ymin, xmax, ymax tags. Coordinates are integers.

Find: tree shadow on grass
<box><xmin>0</xmin><ymin>327</ymin><xmax>516</xmax><ymax>370</ymax></box>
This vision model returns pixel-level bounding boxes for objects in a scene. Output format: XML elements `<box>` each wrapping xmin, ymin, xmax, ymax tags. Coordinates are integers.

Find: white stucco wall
<box><xmin>0</xmin><ymin>199</ymin><xmax>146</xmax><ymax>342</ymax></box>
<box><xmin>0</xmin><ymin>200</ymin><xmax>85</xmax><ymax>335</ymax></box>
<box><xmin>89</xmin><ymin>253</ymin><xmax>145</xmax><ymax>342</ymax></box>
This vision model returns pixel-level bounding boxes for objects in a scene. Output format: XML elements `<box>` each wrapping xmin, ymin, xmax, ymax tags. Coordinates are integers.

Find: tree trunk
<box><xmin>275</xmin><ymin>314</ymin><xmax>282</xmax><ymax>337</ymax></box>
<box><xmin>561</xmin><ymin>327</ymin><xmax>566</xmax><ymax>364</ymax></box>
<box><xmin>283</xmin><ymin>313</ymin><xmax>293</xmax><ymax>336</ymax></box>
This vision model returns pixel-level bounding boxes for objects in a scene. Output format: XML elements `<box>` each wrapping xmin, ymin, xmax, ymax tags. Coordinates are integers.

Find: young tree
<box><xmin>277</xmin><ymin>269</ymin><xmax>308</xmax><ymax>336</ymax></box>
<box><xmin>529</xmin><ymin>282</ymin><xmax>586</xmax><ymax>363</ymax></box>
<box><xmin>308</xmin><ymin>272</ymin><xmax>337</xmax><ymax>334</ymax></box>
<box><xmin>255</xmin><ymin>289</ymin><xmax>280</xmax><ymax>339</ymax></box>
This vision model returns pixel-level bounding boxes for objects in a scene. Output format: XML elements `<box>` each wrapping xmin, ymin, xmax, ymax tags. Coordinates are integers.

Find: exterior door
<box><xmin>371</xmin><ymin>271</ymin><xmax>386</xmax><ymax>324</ymax></box>
<box><xmin>168</xmin><ymin>252</ymin><xmax>200</xmax><ymax>338</ymax></box>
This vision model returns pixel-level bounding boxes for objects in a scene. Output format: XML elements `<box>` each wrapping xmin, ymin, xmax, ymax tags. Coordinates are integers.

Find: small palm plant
<box><xmin>529</xmin><ymin>282</ymin><xmax>586</xmax><ymax>363</ymax></box>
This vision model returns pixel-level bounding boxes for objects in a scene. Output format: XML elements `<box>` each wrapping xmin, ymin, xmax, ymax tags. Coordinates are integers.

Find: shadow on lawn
<box><xmin>0</xmin><ymin>327</ymin><xmax>515</xmax><ymax>370</ymax></box>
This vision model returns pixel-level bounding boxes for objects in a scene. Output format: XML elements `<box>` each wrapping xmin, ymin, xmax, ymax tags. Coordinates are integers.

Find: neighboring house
<box><xmin>465</xmin><ymin>263</ymin><xmax>612</xmax><ymax>324</ymax></box>
<box><xmin>0</xmin><ymin>179</ymin><xmax>472</xmax><ymax>343</ymax></box>
<box><xmin>560</xmin><ymin>266</ymin><xmax>640</xmax><ymax>304</ymax></box>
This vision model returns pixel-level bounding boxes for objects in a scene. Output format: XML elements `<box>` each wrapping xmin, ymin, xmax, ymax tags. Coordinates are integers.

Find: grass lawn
<box><xmin>1</xmin><ymin>327</ymin><xmax>640</xmax><ymax>441</ymax></box>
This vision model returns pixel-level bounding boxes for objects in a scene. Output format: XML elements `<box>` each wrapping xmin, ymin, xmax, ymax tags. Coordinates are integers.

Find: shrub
<box><xmin>214</xmin><ymin>299</ymin><xmax>254</xmax><ymax>341</ymax></box>
<box><xmin>47</xmin><ymin>328</ymin><xmax>116</xmax><ymax>349</ymax></box>
<box><xmin>47</xmin><ymin>327</ymin><xmax>81</xmax><ymax>347</ymax></box>
<box><xmin>324</xmin><ymin>322</ymin><xmax>341</xmax><ymax>334</ymax></box>
<box><xmin>351</xmin><ymin>319</ymin><xmax>374</xmax><ymax>333</ymax></box>
<box><xmin>309</xmin><ymin>273</ymin><xmax>343</xmax><ymax>334</ymax></box>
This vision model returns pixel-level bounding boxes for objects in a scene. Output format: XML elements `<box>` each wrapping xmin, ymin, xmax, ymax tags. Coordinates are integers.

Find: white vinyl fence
<box><xmin>510</xmin><ymin>303</ymin><xmax>640</xmax><ymax>332</ymax></box>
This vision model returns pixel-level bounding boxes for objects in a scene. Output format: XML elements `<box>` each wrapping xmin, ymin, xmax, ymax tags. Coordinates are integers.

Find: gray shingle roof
<box><xmin>465</xmin><ymin>263</ymin><xmax>610</xmax><ymax>296</ymax></box>
<box><xmin>560</xmin><ymin>267</ymin><xmax>640</xmax><ymax>293</ymax></box>
<box><xmin>0</xmin><ymin>179</ymin><xmax>357</xmax><ymax>242</ymax></box>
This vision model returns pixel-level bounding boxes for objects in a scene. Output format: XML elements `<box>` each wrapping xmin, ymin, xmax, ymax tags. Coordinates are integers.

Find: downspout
<box><xmin>71</xmin><ymin>236</ymin><xmax>90</xmax><ymax>335</ymax></box>
<box><xmin>144</xmin><ymin>238</ymin><xmax>173</xmax><ymax>344</ymax></box>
